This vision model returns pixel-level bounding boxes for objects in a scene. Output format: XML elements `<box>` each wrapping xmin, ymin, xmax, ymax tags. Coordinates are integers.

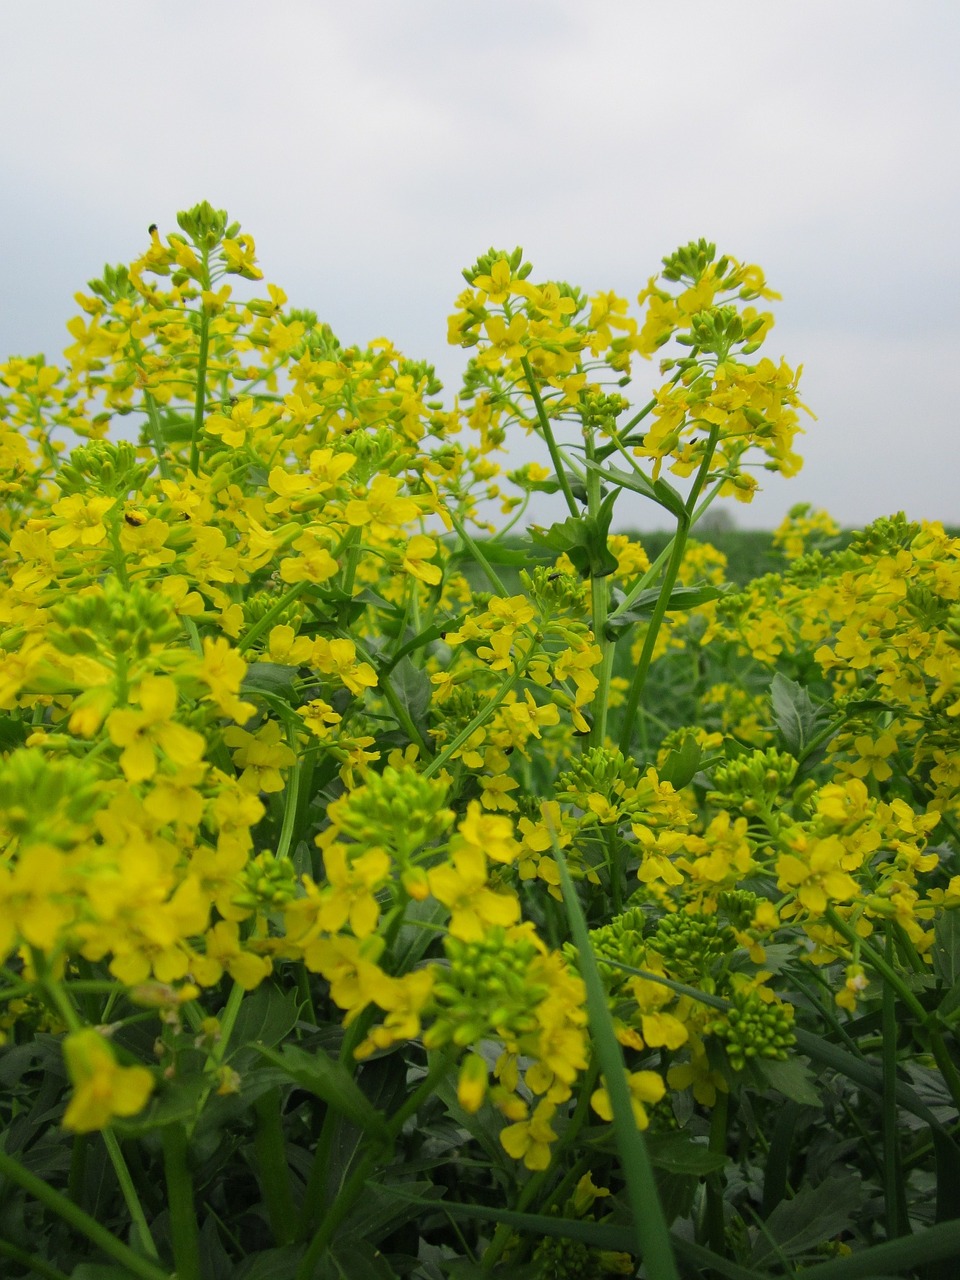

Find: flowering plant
<box><xmin>1</xmin><ymin>204</ymin><xmax>958</xmax><ymax>1279</ymax></box>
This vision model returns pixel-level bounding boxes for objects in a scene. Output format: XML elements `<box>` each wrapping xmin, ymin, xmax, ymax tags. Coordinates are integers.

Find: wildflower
<box><xmin>591</xmin><ymin>1070</ymin><xmax>665</xmax><ymax>1130</ymax></box>
<box><xmin>106</xmin><ymin>677</ymin><xmax>206</xmax><ymax>783</ymax></box>
<box><xmin>62</xmin><ymin>1029</ymin><xmax>154</xmax><ymax>1133</ymax></box>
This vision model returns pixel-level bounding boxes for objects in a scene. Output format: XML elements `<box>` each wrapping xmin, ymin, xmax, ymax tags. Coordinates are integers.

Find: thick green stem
<box><xmin>520</xmin><ymin>356</ymin><xmax>579</xmax><ymax>518</ymax></box>
<box><xmin>296</xmin><ymin>1149</ymin><xmax>381</xmax><ymax>1280</ymax></box>
<box><xmin>881</xmin><ymin>929</ymin><xmax>908</xmax><ymax>1239</ymax></box>
<box><xmin>162</xmin><ymin>1124</ymin><xmax>201</xmax><ymax>1280</ymax></box>
<box><xmin>0</xmin><ymin>1147</ymin><xmax>171</xmax><ymax>1280</ymax></box>
<box><xmin>254</xmin><ymin>1088</ymin><xmax>298</xmax><ymax>1246</ymax></box>
<box><xmin>704</xmin><ymin>1089</ymin><xmax>730</xmax><ymax>1255</ymax></box>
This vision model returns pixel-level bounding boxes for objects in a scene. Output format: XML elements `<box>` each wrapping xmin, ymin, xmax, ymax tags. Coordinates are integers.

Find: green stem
<box><xmin>703</xmin><ymin>1088</ymin><xmax>729</xmax><ymax>1255</ymax></box>
<box><xmin>880</xmin><ymin>929</ymin><xmax>908</xmax><ymax>1240</ymax></box>
<box><xmin>143</xmin><ymin>390</ymin><xmax>172</xmax><ymax>480</ymax></box>
<box><xmin>447</xmin><ymin>508</ymin><xmax>509</xmax><ymax>597</ymax></box>
<box><xmin>162</xmin><ymin>1124</ymin><xmax>201</xmax><ymax>1280</ymax></box>
<box><xmin>295</xmin><ymin>1148</ymin><xmax>381</xmax><ymax>1280</ymax></box>
<box><xmin>0</xmin><ymin>1239</ymin><xmax>71</xmax><ymax>1280</ymax></box>
<box><xmin>102</xmin><ymin>1128</ymin><xmax>161</xmax><ymax>1260</ymax></box>
<box><xmin>236</xmin><ymin>579</ymin><xmax>310</xmax><ymax>653</ymax></box>
<box><xmin>617</xmin><ymin>426</ymin><xmax>720</xmax><ymax>755</ymax></box>
<box><xmin>520</xmin><ymin>356</ymin><xmax>579</xmax><ymax>518</ymax></box>
<box><xmin>188</xmin><ymin>249</ymin><xmax>212</xmax><ymax>476</ymax></box>
<box><xmin>422</xmin><ymin>638</ymin><xmax>538</xmax><ymax>779</ymax></box>
<box><xmin>254</xmin><ymin>1088</ymin><xmax>298</xmax><ymax>1246</ymax></box>
<box><xmin>0</xmin><ymin>1147</ymin><xmax>172</xmax><ymax>1280</ymax></box>
<box><xmin>585</xmin><ymin>425</ymin><xmax>613</xmax><ymax>749</ymax></box>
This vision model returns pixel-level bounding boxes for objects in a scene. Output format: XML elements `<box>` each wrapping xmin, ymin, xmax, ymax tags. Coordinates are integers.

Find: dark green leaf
<box><xmin>380</xmin><ymin>615</ymin><xmax>467</xmax><ymax>674</ymax></box>
<box><xmin>529</xmin><ymin>514</ymin><xmax>619</xmax><ymax>579</ymax></box>
<box><xmin>770</xmin><ymin>673</ymin><xmax>831</xmax><ymax>759</ymax></box>
<box><xmin>605</xmin><ymin>583</ymin><xmax>726</xmax><ymax>635</ymax></box>
<box><xmin>321</xmin><ymin>1240</ymin><xmax>398</xmax><ymax>1279</ymax></box>
<box><xmin>750</xmin><ymin>1057</ymin><xmax>823</xmax><ymax>1107</ymax></box>
<box><xmin>234</xmin><ymin>1246</ymin><xmax>304</xmax><ymax>1280</ymax></box>
<box><xmin>227</xmin><ymin>982</ymin><xmax>303</xmax><ymax>1054</ymax></box>
<box><xmin>748</xmin><ymin>1174</ymin><xmax>864</xmax><ymax>1266</ymax></box>
<box><xmin>242</xmin><ymin>662</ymin><xmax>299</xmax><ymax>699</ymax></box>
<box><xmin>795</xmin><ymin>1219</ymin><xmax>960</xmax><ymax>1280</ymax></box>
<box><xmin>582</xmin><ymin>459</ymin><xmax>687</xmax><ymax>521</ymax></box>
<box><xmin>0</xmin><ymin>714</ymin><xmax>28</xmax><ymax>751</ymax></box>
<box><xmin>254</xmin><ymin>1045</ymin><xmax>390</xmax><ymax>1140</ymax></box>
<box><xmin>645</xmin><ymin>1130</ymin><xmax>727</xmax><ymax>1175</ymax></box>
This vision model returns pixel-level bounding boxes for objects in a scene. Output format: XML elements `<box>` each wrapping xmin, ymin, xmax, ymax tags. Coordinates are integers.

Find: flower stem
<box><xmin>0</xmin><ymin>1147</ymin><xmax>171</xmax><ymax>1280</ymax></box>
<box><xmin>162</xmin><ymin>1123</ymin><xmax>201</xmax><ymax>1280</ymax></box>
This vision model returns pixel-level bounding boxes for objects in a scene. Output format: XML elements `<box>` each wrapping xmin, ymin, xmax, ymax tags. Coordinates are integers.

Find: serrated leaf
<box><xmin>529</xmin><ymin>513</ymin><xmax>619</xmax><ymax>579</ymax></box>
<box><xmin>932</xmin><ymin>909</ymin><xmax>960</xmax><ymax>986</ymax></box>
<box><xmin>770</xmin><ymin>673</ymin><xmax>830</xmax><ymax>758</ymax></box>
<box><xmin>582</xmin><ymin>459</ymin><xmax>687</xmax><ymax>520</ymax></box>
<box><xmin>0</xmin><ymin>714</ymin><xmax>28</xmax><ymax>751</ymax></box>
<box><xmin>255</xmin><ymin>1044</ymin><xmax>389</xmax><ymax>1140</ymax></box>
<box><xmin>657</xmin><ymin>734</ymin><xmax>702</xmax><ymax>789</ymax></box>
<box><xmin>752</xmin><ymin>1056</ymin><xmax>823</xmax><ymax>1107</ymax></box>
<box><xmin>749</xmin><ymin>1174</ymin><xmax>863</xmax><ymax>1267</ymax></box>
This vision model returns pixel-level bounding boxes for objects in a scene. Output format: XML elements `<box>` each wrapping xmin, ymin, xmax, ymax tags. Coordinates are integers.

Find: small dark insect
<box><xmin>124</xmin><ymin>511</ymin><xmax>147</xmax><ymax>527</ymax></box>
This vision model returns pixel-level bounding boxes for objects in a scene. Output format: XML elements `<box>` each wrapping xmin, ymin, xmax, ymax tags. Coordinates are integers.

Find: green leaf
<box><xmin>254</xmin><ymin>1044</ymin><xmax>390</xmax><ymax>1141</ymax></box>
<box><xmin>0</xmin><ymin>714</ymin><xmax>28</xmax><ymax>751</ymax></box>
<box><xmin>227</xmin><ymin>982</ymin><xmax>303</xmax><ymax>1054</ymax></box>
<box><xmin>379</xmin><ymin>614</ymin><xmax>467</xmax><ymax>674</ymax></box>
<box><xmin>234</xmin><ymin>1246</ymin><xmax>304</xmax><ymax>1280</ymax></box>
<box><xmin>792</xmin><ymin>1219</ymin><xmax>960</xmax><ymax>1280</ymax></box>
<box><xmin>751</xmin><ymin>1056</ymin><xmax>823</xmax><ymax>1107</ymax></box>
<box><xmin>241</xmin><ymin>662</ymin><xmax>299</xmax><ymax>699</ymax></box>
<box><xmin>320</xmin><ymin>1240</ymin><xmax>398</xmax><ymax>1279</ymax></box>
<box><xmin>645</xmin><ymin>1130</ymin><xmax>727</xmax><ymax>1175</ymax></box>
<box><xmin>387</xmin><ymin>655</ymin><xmax>432</xmax><ymax>723</ymax></box>
<box><xmin>605</xmin><ymin>583</ymin><xmax>726</xmax><ymax>635</ymax></box>
<box><xmin>528</xmin><ymin>513</ymin><xmax>619</xmax><ymax>579</ymax></box>
<box><xmin>770</xmin><ymin>673</ymin><xmax>831</xmax><ymax>759</ymax></box>
<box><xmin>656</xmin><ymin>734</ymin><xmax>702</xmax><ymax>789</ymax></box>
<box><xmin>582</xmin><ymin>459</ymin><xmax>687</xmax><ymax>521</ymax></box>
<box><xmin>932</xmin><ymin>909</ymin><xmax>960</xmax><ymax>986</ymax></box>
<box><xmin>748</xmin><ymin>1174</ymin><xmax>864</xmax><ymax>1267</ymax></box>
<box><xmin>70</xmin><ymin>1268</ymin><xmax>142</xmax><ymax>1280</ymax></box>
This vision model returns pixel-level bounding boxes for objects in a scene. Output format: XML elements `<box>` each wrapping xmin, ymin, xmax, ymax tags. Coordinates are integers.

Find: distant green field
<box><xmin>469</xmin><ymin>525</ymin><xmax>960</xmax><ymax>589</ymax></box>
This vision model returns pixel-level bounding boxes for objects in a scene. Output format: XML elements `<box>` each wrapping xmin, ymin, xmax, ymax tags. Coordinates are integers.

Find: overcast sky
<box><xmin>3</xmin><ymin>1</ymin><xmax>958</xmax><ymax>530</ymax></box>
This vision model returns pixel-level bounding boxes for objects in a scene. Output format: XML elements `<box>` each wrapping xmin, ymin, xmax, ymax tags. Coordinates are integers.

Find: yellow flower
<box><xmin>428</xmin><ymin>845</ymin><xmax>520</xmax><ymax>941</ymax></box>
<box><xmin>106</xmin><ymin>676</ymin><xmax>206</xmax><ymax>783</ymax></box>
<box><xmin>344</xmin><ymin>474</ymin><xmax>419</xmax><ymax>539</ymax></box>
<box><xmin>591</xmin><ymin>1070</ymin><xmax>665</xmax><ymax>1130</ymax></box>
<box><xmin>62</xmin><ymin>1029</ymin><xmax>154</xmax><ymax>1133</ymax></box>
<box><xmin>500</xmin><ymin>1098</ymin><xmax>557</xmax><ymax>1170</ymax></box>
